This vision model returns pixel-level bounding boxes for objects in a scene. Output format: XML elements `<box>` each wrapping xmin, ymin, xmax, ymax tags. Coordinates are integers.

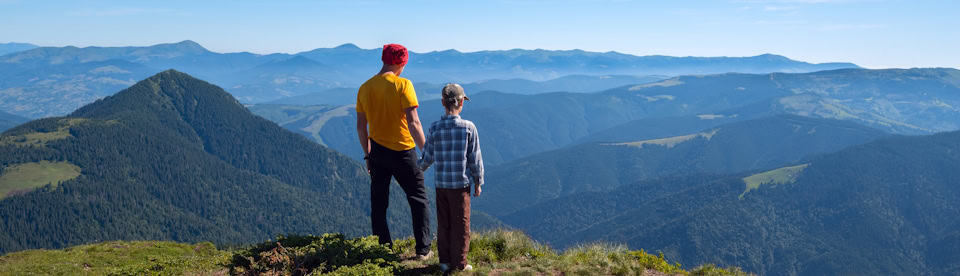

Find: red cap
<box><xmin>381</xmin><ymin>44</ymin><xmax>408</xmax><ymax>66</ymax></box>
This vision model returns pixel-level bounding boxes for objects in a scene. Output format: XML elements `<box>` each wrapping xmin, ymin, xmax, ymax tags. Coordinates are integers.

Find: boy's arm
<box><xmin>418</xmin><ymin>126</ymin><xmax>435</xmax><ymax>171</ymax></box>
<box><xmin>466</xmin><ymin>125</ymin><xmax>484</xmax><ymax>191</ymax></box>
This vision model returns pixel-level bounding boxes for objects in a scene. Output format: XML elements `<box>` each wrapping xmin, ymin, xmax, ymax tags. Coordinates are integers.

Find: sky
<box><xmin>1</xmin><ymin>0</ymin><xmax>958</xmax><ymax>69</ymax></box>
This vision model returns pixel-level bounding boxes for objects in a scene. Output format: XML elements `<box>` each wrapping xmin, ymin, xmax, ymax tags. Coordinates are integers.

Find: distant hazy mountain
<box><xmin>264</xmin><ymin>75</ymin><xmax>666</xmax><ymax>106</ymax></box>
<box><xmin>0</xmin><ymin>110</ymin><xmax>27</xmax><ymax>132</ymax></box>
<box><xmin>253</xmin><ymin>68</ymin><xmax>960</xmax><ymax>168</ymax></box>
<box><xmin>0</xmin><ymin>40</ymin><xmax>857</xmax><ymax>118</ymax></box>
<box><xmin>227</xmin><ymin>55</ymin><xmax>350</xmax><ymax>103</ymax></box>
<box><xmin>0</xmin><ymin>42</ymin><xmax>37</xmax><ymax>56</ymax></box>
<box><xmin>264</xmin><ymin>83</ymin><xmax>446</xmax><ymax>106</ymax></box>
<box><xmin>0</xmin><ymin>70</ymin><xmax>415</xmax><ymax>254</ymax></box>
<box><xmin>251</xmin><ymin>91</ymin><xmax>535</xmax><ymax>162</ymax></box>
<box><xmin>464</xmin><ymin>74</ymin><xmax>667</xmax><ymax>94</ymax></box>
<box><xmin>475</xmin><ymin>115</ymin><xmax>888</xmax><ymax>217</ymax></box>
<box><xmin>501</xmin><ymin>129</ymin><xmax>960</xmax><ymax>275</ymax></box>
<box><xmin>402</xmin><ymin>50</ymin><xmax>858</xmax><ymax>83</ymax></box>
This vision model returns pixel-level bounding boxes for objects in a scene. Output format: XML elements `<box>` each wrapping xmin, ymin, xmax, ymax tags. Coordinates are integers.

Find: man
<box><xmin>419</xmin><ymin>83</ymin><xmax>484</xmax><ymax>272</ymax></box>
<box><xmin>356</xmin><ymin>43</ymin><xmax>432</xmax><ymax>260</ymax></box>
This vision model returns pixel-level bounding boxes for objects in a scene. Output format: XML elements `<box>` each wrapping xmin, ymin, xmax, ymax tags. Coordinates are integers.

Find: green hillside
<box><xmin>739</xmin><ymin>163</ymin><xmax>808</xmax><ymax>198</ymax></box>
<box><xmin>474</xmin><ymin>115</ymin><xmax>887</xmax><ymax>216</ymax></box>
<box><xmin>498</xmin><ymin>130</ymin><xmax>960</xmax><ymax>275</ymax></box>
<box><xmin>0</xmin><ymin>230</ymin><xmax>751</xmax><ymax>276</ymax></box>
<box><xmin>0</xmin><ymin>70</ymin><xmax>414</xmax><ymax>254</ymax></box>
<box><xmin>0</xmin><ymin>161</ymin><xmax>80</xmax><ymax>200</ymax></box>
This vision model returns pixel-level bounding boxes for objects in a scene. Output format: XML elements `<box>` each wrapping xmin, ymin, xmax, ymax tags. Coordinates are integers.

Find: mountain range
<box><xmin>251</xmin><ymin>68</ymin><xmax>960</xmax><ymax>169</ymax></box>
<box><xmin>0</xmin><ymin>65</ymin><xmax>959</xmax><ymax>275</ymax></box>
<box><xmin>0</xmin><ymin>40</ymin><xmax>858</xmax><ymax>118</ymax></box>
<box><xmin>3</xmin><ymin>41</ymin><xmax>960</xmax><ymax>275</ymax></box>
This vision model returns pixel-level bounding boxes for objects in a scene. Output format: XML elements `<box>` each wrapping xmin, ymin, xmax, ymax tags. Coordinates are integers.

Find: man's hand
<box><xmin>473</xmin><ymin>185</ymin><xmax>482</xmax><ymax>197</ymax></box>
<box><xmin>365</xmin><ymin>157</ymin><xmax>372</xmax><ymax>175</ymax></box>
<box><xmin>357</xmin><ymin>111</ymin><xmax>371</xmax><ymax>175</ymax></box>
<box><xmin>404</xmin><ymin>107</ymin><xmax>426</xmax><ymax>150</ymax></box>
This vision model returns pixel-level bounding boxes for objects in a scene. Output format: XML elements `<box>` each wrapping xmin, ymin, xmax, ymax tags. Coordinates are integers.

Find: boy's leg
<box><xmin>436</xmin><ymin>188</ymin><xmax>450</xmax><ymax>265</ymax></box>
<box><xmin>395</xmin><ymin>148</ymin><xmax>432</xmax><ymax>255</ymax></box>
<box><xmin>368</xmin><ymin>145</ymin><xmax>393</xmax><ymax>246</ymax></box>
<box><xmin>451</xmin><ymin>187</ymin><xmax>471</xmax><ymax>269</ymax></box>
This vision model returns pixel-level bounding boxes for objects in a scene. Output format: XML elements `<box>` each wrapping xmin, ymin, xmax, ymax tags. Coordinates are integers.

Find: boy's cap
<box><xmin>381</xmin><ymin>44</ymin><xmax>408</xmax><ymax>66</ymax></box>
<box><xmin>442</xmin><ymin>83</ymin><xmax>470</xmax><ymax>102</ymax></box>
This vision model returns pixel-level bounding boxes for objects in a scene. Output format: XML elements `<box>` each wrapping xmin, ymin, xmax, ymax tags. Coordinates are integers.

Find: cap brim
<box><xmin>463</xmin><ymin>96</ymin><xmax>470</xmax><ymax>101</ymax></box>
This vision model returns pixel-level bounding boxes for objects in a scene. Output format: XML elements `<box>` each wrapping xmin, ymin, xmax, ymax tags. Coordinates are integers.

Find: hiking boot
<box><xmin>415</xmin><ymin>250</ymin><xmax>434</xmax><ymax>261</ymax></box>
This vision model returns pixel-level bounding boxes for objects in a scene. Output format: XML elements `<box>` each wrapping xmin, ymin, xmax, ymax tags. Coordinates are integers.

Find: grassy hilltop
<box><xmin>0</xmin><ymin>230</ymin><xmax>749</xmax><ymax>276</ymax></box>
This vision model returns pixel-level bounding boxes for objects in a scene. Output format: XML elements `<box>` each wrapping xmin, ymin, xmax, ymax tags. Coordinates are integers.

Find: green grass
<box><xmin>394</xmin><ymin>229</ymin><xmax>750</xmax><ymax>276</ymax></box>
<box><xmin>611</xmin><ymin>129</ymin><xmax>719</xmax><ymax>149</ymax></box>
<box><xmin>0</xmin><ymin>128</ymin><xmax>71</xmax><ymax>147</ymax></box>
<box><xmin>0</xmin><ymin>230</ymin><xmax>753</xmax><ymax>276</ymax></box>
<box><xmin>740</xmin><ymin>163</ymin><xmax>809</xmax><ymax>199</ymax></box>
<box><xmin>0</xmin><ymin>161</ymin><xmax>81</xmax><ymax>199</ymax></box>
<box><xmin>0</xmin><ymin>118</ymin><xmax>94</xmax><ymax>147</ymax></box>
<box><xmin>0</xmin><ymin>241</ymin><xmax>230</xmax><ymax>275</ymax></box>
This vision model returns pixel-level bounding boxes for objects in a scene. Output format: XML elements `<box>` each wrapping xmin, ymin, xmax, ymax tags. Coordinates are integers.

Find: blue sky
<box><xmin>1</xmin><ymin>0</ymin><xmax>957</xmax><ymax>69</ymax></box>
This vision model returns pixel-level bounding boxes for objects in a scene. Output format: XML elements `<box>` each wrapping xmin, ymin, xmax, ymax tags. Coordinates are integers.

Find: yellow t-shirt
<box><xmin>356</xmin><ymin>73</ymin><xmax>419</xmax><ymax>151</ymax></box>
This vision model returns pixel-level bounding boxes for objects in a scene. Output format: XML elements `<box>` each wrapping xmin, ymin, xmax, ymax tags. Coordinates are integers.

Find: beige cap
<box><xmin>442</xmin><ymin>83</ymin><xmax>470</xmax><ymax>106</ymax></box>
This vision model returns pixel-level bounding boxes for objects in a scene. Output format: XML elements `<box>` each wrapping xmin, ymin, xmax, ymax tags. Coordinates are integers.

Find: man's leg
<box><xmin>369</xmin><ymin>148</ymin><xmax>394</xmax><ymax>246</ymax></box>
<box><xmin>396</xmin><ymin>148</ymin><xmax>432</xmax><ymax>255</ymax></box>
<box><xmin>436</xmin><ymin>188</ymin><xmax>450</xmax><ymax>265</ymax></box>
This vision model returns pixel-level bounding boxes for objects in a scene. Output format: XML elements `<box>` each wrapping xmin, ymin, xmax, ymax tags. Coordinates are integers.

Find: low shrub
<box><xmin>230</xmin><ymin>233</ymin><xmax>401</xmax><ymax>276</ymax></box>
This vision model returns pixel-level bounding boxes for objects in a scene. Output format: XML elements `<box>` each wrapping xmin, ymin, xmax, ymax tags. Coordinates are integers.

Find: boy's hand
<box><xmin>416</xmin><ymin>158</ymin><xmax>427</xmax><ymax>171</ymax></box>
<box><xmin>473</xmin><ymin>185</ymin><xmax>482</xmax><ymax>197</ymax></box>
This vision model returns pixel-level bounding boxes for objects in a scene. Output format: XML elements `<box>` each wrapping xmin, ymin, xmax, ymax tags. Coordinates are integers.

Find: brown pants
<box><xmin>436</xmin><ymin>187</ymin><xmax>471</xmax><ymax>269</ymax></box>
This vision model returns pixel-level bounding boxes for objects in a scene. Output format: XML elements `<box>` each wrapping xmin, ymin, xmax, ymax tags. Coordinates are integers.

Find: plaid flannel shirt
<box><xmin>419</xmin><ymin>114</ymin><xmax>484</xmax><ymax>189</ymax></box>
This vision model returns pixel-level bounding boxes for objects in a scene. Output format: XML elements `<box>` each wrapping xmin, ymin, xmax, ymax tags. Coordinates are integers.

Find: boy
<box><xmin>419</xmin><ymin>83</ymin><xmax>484</xmax><ymax>272</ymax></box>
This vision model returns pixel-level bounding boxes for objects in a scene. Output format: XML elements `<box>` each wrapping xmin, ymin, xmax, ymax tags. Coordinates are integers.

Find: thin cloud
<box><xmin>764</xmin><ymin>5</ymin><xmax>798</xmax><ymax>11</ymax></box>
<box><xmin>819</xmin><ymin>23</ymin><xmax>885</xmax><ymax>31</ymax></box>
<box><xmin>754</xmin><ymin>19</ymin><xmax>806</xmax><ymax>25</ymax></box>
<box><xmin>69</xmin><ymin>8</ymin><xmax>179</xmax><ymax>17</ymax></box>
<box><xmin>734</xmin><ymin>0</ymin><xmax>876</xmax><ymax>4</ymax></box>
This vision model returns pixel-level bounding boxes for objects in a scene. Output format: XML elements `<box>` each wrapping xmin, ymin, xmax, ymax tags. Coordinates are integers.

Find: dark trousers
<box><xmin>436</xmin><ymin>187</ymin><xmax>471</xmax><ymax>269</ymax></box>
<box><xmin>369</xmin><ymin>140</ymin><xmax>432</xmax><ymax>255</ymax></box>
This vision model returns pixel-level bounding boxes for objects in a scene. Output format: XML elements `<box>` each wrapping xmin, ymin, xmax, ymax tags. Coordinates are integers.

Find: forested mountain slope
<box><xmin>501</xmin><ymin>130</ymin><xmax>960</xmax><ymax>275</ymax></box>
<box><xmin>474</xmin><ymin>115</ymin><xmax>888</xmax><ymax>216</ymax></box>
<box><xmin>0</xmin><ymin>70</ymin><xmax>413</xmax><ymax>254</ymax></box>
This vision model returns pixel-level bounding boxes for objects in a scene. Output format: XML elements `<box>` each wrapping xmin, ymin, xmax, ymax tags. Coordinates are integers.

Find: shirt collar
<box><xmin>442</xmin><ymin>114</ymin><xmax>460</xmax><ymax>120</ymax></box>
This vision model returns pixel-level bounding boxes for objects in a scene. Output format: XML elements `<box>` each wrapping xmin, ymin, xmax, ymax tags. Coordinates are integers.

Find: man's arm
<box><xmin>357</xmin><ymin>111</ymin><xmax>371</xmax><ymax>173</ymax></box>
<box><xmin>405</xmin><ymin>107</ymin><xmax>426</xmax><ymax>150</ymax></box>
